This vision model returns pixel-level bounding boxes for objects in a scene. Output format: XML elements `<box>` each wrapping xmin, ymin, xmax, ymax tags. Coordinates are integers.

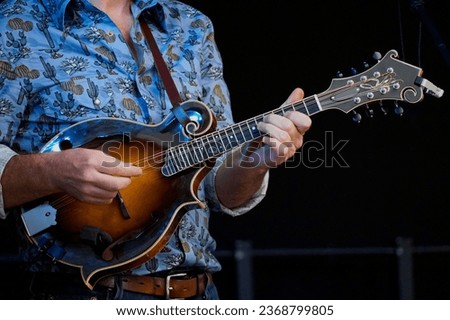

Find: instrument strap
<box><xmin>139</xmin><ymin>16</ymin><xmax>191</xmax><ymax>126</ymax></box>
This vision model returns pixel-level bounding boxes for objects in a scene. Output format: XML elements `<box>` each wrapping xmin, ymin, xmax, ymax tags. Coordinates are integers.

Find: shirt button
<box><xmin>186</xmin><ymin>93</ymin><xmax>192</xmax><ymax>99</ymax></box>
<box><xmin>94</xmin><ymin>98</ymin><xmax>101</xmax><ymax>106</ymax></box>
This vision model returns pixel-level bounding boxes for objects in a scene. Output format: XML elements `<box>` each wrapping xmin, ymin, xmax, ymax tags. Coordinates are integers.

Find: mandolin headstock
<box><xmin>319</xmin><ymin>50</ymin><xmax>443</xmax><ymax>117</ymax></box>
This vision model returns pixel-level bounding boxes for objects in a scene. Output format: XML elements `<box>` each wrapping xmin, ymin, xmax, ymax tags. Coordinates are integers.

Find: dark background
<box><xmin>1</xmin><ymin>0</ymin><xmax>450</xmax><ymax>300</ymax></box>
<box><xmin>185</xmin><ymin>0</ymin><xmax>450</xmax><ymax>299</ymax></box>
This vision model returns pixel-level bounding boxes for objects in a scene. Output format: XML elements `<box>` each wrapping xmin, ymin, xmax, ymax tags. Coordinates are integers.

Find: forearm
<box><xmin>215</xmin><ymin>145</ymin><xmax>269</xmax><ymax>209</ymax></box>
<box><xmin>1</xmin><ymin>152</ymin><xmax>58</xmax><ymax>209</ymax></box>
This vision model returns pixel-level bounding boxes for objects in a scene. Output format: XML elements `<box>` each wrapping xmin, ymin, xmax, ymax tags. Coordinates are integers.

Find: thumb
<box><xmin>284</xmin><ymin>88</ymin><xmax>304</xmax><ymax>105</ymax></box>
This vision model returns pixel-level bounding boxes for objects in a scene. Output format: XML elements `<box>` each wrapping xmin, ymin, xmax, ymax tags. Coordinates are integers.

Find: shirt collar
<box><xmin>44</xmin><ymin>0</ymin><xmax>165</xmax><ymax>30</ymax></box>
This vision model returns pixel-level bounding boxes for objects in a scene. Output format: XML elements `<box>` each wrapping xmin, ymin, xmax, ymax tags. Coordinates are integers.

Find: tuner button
<box><xmin>362</xmin><ymin>61</ymin><xmax>370</xmax><ymax>69</ymax></box>
<box><xmin>372</xmin><ymin>51</ymin><xmax>382</xmax><ymax>61</ymax></box>
<box><xmin>352</xmin><ymin>111</ymin><xmax>362</xmax><ymax>123</ymax></box>
<box><xmin>394</xmin><ymin>102</ymin><xmax>404</xmax><ymax>116</ymax></box>
<box><xmin>350</xmin><ymin>67</ymin><xmax>358</xmax><ymax>75</ymax></box>
<box><xmin>380</xmin><ymin>86</ymin><xmax>390</xmax><ymax>95</ymax></box>
<box><xmin>379</xmin><ymin>102</ymin><xmax>388</xmax><ymax>115</ymax></box>
<box><xmin>353</xmin><ymin>97</ymin><xmax>362</xmax><ymax>104</ymax></box>
<box><xmin>365</xmin><ymin>105</ymin><xmax>374</xmax><ymax>118</ymax></box>
<box><xmin>336</xmin><ymin>71</ymin><xmax>344</xmax><ymax>78</ymax></box>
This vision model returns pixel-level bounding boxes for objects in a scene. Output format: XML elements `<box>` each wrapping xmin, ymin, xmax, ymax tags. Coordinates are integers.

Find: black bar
<box><xmin>396</xmin><ymin>237</ymin><xmax>415</xmax><ymax>299</ymax></box>
<box><xmin>234</xmin><ymin>240</ymin><xmax>254</xmax><ymax>300</ymax></box>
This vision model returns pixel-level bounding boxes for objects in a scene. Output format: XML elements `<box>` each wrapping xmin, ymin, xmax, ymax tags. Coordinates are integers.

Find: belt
<box><xmin>97</xmin><ymin>272</ymin><xmax>211</xmax><ymax>299</ymax></box>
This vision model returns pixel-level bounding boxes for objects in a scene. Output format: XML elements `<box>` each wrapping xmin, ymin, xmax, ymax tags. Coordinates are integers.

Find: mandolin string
<box><xmin>140</xmin><ymin>75</ymin><xmax>376</xmax><ymax>168</ymax></box>
<box><xmin>126</xmin><ymin>88</ymin><xmax>341</xmax><ymax>170</ymax></box>
<box><xmin>50</xmin><ymin>195</ymin><xmax>76</xmax><ymax>209</ymax></box>
<box><xmin>47</xmin><ymin>78</ymin><xmax>380</xmax><ymax>210</ymax></box>
<box><xmin>77</xmin><ymin>84</ymin><xmax>357</xmax><ymax>176</ymax></box>
<box><xmin>121</xmin><ymin>73</ymin><xmax>387</xmax><ymax>172</ymax></box>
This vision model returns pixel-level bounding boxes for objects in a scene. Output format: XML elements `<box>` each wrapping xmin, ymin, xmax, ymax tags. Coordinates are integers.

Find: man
<box><xmin>0</xmin><ymin>0</ymin><xmax>311</xmax><ymax>299</ymax></box>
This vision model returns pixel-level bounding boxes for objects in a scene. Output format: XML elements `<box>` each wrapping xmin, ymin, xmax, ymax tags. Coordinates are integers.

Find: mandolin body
<box><xmin>22</xmin><ymin>100</ymin><xmax>216</xmax><ymax>288</ymax></box>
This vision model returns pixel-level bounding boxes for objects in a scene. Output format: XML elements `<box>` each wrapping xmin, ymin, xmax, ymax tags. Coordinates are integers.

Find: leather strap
<box><xmin>97</xmin><ymin>272</ymin><xmax>211</xmax><ymax>299</ymax></box>
<box><xmin>139</xmin><ymin>16</ymin><xmax>185</xmax><ymax>108</ymax></box>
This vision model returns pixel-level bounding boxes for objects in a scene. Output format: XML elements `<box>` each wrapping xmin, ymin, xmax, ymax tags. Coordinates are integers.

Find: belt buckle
<box><xmin>165</xmin><ymin>272</ymin><xmax>187</xmax><ymax>299</ymax></box>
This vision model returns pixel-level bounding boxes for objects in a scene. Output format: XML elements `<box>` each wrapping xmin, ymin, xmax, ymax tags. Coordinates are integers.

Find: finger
<box><xmin>78</xmin><ymin>189</ymin><xmax>118</xmax><ymax>204</ymax></box>
<box><xmin>259</xmin><ymin>114</ymin><xmax>302</xmax><ymax>145</ymax></box>
<box><xmin>92</xmin><ymin>173</ymin><xmax>133</xmax><ymax>192</ymax></box>
<box><xmin>98</xmin><ymin>157</ymin><xmax>143</xmax><ymax>177</ymax></box>
<box><xmin>72</xmin><ymin>179</ymin><xmax>119</xmax><ymax>203</ymax></box>
<box><xmin>258</xmin><ymin>121</ymin><xmax>291</xmax><ymax>144</ymax></box>
<box><xmin>285</xmin><ymin>111</ymin><xmax>312</xmax><ymax>136</ymax></box>
<box><xmin>283</xmin><ymin>88</ymin><xmax>304</xmax><ymax>105</ymax></box>
<box><xmin>261</xmin><ymin>136</ymin><xmax>297</xmax><ymax>164</ymax></box>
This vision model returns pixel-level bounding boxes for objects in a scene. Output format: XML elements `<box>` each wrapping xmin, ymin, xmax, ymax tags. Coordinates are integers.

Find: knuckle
<box><xmin>278</xmin><ymin>131</ymin><xmax>290</xmax><ymax>142</ymax></box>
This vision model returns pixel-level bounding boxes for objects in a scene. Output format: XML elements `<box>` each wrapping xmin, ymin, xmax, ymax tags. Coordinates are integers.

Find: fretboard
<box><xmin>161</xmin><ymin>95</ymin><xmax>323</xmax><ymax>176</ymax></box>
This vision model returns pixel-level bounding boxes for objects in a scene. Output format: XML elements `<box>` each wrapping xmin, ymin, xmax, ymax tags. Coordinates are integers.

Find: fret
<box><xmin>178</xmin><ymin>144</ymin><xmax>193</xmax><ymax>168</ymax></box>
<box><xmin>301</xmin><ymin>99</ymin><xmax>310</xmax><ymax>115</ymax></box>
<box><xmin>208</xmin><ymin>134</ymin><xmax>220</xmax><ymax>156</ymax></box>
<box><xmin>191</xmin><ymin>139</ymin><xmax>203</xmax><ymax>163</ymax></box>
<box><xmin>175</xmin><ymin>146</ymin><xmax>186</xmax><ymax>169</ymax></box>
<box><xmin>252</xmin><ymin>116</ymin><xmax>263</xmax><ymax>138</ymax></box>
<box><xmin>244</xmin><ymin>118</ymin><xmax>260</xmax><ymax>140</ymax></box>
<box><xmin>214</xmin><ymin>133</ymin><xmax>226</xmax><ymax>153</ymax></box>
<box><xmin>292</xmin><ymin>95</ymin><xmax>320</xmax><ymax>115</ymax></box>
<box><xmin>220</xmin><ymin>128</ymin><xmax>232</xmax><ymax>150</ymax></box>
<box><xmin>172</xmin><ymin>148</ymin><xmax>184</xmax><ymax>171</ymax></box>
<box><xmin>274</xmin><ymin>108</ymin><xmax>285</xmax><ymax>117</ymax></box>
<box><xmin>313</xmin><ymin>94</ymin><xmax>323</xmax><ymax>112</ymax></box>
<box><xmin>233</xmin><ymin>124</ymin><xmax>245</xmax><ymax>144</ymax></box>
<box><xmin>273</xmin><ymin>103</ymin><xmax>297</xmax><ymax>118</ymax></box>
<box><xmin>204</xmin><ymin>135</ymin><xmax>218</xmax><ymax>158</ymax></box>
<box><xmin>162</xmin><ymin>149</ymin><xmax>176</xmax><ymax>176</ymax></box>
<box><xmin>184</xmin><ymin>144</ymin><xmax>196</xmax><ymax>166</ymax></box>
<box><xmin>220</xmin><ymin>130</ymin><xmax>232</xmax><ymax>150</ymax></box>
<box><xmin>224</xmin><ymin>127</ymin><xmax>240</xmax><ymax>149</ymax></box>
<box><xmin>199</xmin><ymin>136</ymin><xmax>211</xmax><ymax>159</ymax></box>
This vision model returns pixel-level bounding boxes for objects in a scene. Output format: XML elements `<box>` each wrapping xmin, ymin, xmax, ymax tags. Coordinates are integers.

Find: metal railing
<box><xmin>215</xmin><ymin>237</ymin><xmax>450</xmax><ymax>299</ymax></box>
<box><xmin>2</xmin><ymin>236</ymin><xmax>450</xmax><ymax>299</ymax></box>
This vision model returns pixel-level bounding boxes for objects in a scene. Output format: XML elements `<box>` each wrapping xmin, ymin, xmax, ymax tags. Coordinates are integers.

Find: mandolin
<box><xmin>20</xmin><ymin>49</ymin><xmax>443</xmax><ymax>289</ymax></box>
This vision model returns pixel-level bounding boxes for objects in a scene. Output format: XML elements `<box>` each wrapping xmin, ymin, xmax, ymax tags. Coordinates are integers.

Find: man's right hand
<box><xmin>1</xmin><ymin>148</ymin><xmax>142</xmax><ymax>208</ymax></box>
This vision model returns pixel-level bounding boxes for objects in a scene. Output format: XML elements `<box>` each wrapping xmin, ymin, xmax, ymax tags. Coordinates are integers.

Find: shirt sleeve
<box><xmin>0</xmin><ymin>144</ymin><xmax>18</xmax><ymax>219</ymax></box>
<box><xmin>204</xmin><ymin>153</ymin><xmax>269</xmax><ymax>217</ymax></box>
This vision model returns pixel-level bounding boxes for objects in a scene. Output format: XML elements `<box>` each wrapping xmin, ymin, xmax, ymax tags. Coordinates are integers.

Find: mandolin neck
<box><xmin>161</xmin><ymin>95</ymin><xmax>323</xmax><ymax>176</ymax></box>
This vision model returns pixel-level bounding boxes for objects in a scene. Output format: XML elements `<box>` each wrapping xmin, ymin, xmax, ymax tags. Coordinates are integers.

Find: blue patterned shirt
<box><xmin>0</xmin><ymin>0</ymin><xmax>268</xmax><ymax>275</ymax></box>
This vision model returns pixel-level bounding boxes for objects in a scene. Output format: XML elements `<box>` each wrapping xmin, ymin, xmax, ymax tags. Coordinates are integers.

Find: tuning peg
<box><xmin>336</xmin><ymin>71</ymin><xmax>344</xmax><ymax>78</ymax></box>
<box><xmin>379</xmin><ymin>101</ymin><xmax>388</xmax><ymax>115</ymax></box>
<box><xmin>362</xmin><ymin>61</ymin><xmax>370</xmax><ymax>69</ymax></box>
<box><xmin>365</xmin><ymin>105</ymin><xmax>374</xmax><ymax>118</ymax></box>
<box><xmin>350</xmin><ymin>67</ymin><xmax>358</xmax><ymax>75</ymax></box>
<box><xmin>352</xmin><ymin>110</ymin><xmax>362</xmax><ymax>123</ymax></box>
<box><xmin>372</xmin><ymin>51</ymin><xmax>382</xmax><ymax>62</ymax></box>
<box><xmin>394</xmin><ymin>101</ymin><xmax>404</xmax><ymax>116</ymax></box>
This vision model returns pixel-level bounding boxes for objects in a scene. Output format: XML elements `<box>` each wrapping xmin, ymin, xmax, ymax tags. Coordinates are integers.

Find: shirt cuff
<box><xmin>204</xmin><ymin>153</ymin><xmax>269</xmax><ymax>217</ymax></box>
<box><xmin>0</xmin><ymin>145</ymin><xmax>18</xmax><ymax>219</ymax></box>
